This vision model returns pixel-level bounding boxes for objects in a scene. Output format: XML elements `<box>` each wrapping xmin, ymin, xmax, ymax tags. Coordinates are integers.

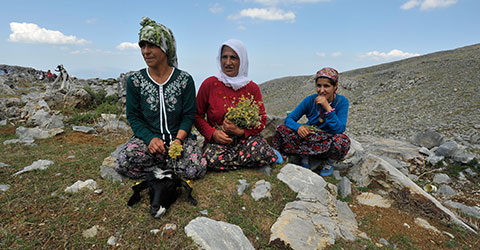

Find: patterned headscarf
<box><xmin>138</xmin><ymin>17</ymin><xmax>178</xmax><ymax>68</ymax></box>
<box><xmin>315</xmin><ymin>67</ymin><xmax>339</xmax><ymax>84</ymax></box>
<box><xmin>215</xmin><ymin>39</ymin><xmax>251</xmax><ymax>91</ymax></box>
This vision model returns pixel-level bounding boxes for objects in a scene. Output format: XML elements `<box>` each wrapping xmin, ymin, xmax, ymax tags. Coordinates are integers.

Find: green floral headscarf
<box><xmin>138</xmin><ymin>17</ymin><xmax>178</xmax><ymax>68</ymax></box>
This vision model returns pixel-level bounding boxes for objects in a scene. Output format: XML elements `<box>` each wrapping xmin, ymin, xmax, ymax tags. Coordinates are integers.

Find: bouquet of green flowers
<box><xmin>225</xmin><ymin>95</ymin><xmax>262</xmax><ymax>129</ymax></box>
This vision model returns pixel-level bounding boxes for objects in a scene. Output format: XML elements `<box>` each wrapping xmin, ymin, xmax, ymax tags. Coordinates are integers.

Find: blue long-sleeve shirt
<box><xmin>285</xmin><ymin>94</ymin><xmax>349</xmax><ymax>134</ymax></box>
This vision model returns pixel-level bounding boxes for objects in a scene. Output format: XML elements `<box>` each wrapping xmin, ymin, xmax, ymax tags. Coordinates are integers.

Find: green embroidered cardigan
<box><xmin>126</xmin><ymin>68</ymin><xmax>196</xmax><ymax>145</ymax></box>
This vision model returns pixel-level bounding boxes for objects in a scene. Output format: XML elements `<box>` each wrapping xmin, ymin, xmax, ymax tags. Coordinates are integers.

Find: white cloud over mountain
<box><xmin>361</xmin><ymin>49</ymin><xmax>420</xmax><ymax>60</ymax></box>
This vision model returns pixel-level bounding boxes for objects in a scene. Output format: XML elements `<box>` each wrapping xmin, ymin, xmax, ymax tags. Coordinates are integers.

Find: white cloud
<box><xmin>70</xmin><ymin>48</ymin><xmax>114</xmax><ymax>55</ymax></box>
<box><xmin>420</xmin><ymin>0</ymin><xmax>457</xmax><ymax>10</ymax></box>
<box><xmin>8</xmin><ymin>22</ymin><xmax>89</xmax><ymax>45</ymax></box>
<box><xmin>401</xmin><ymin>0</ymin><xmax>420</xmax><ymax>9</ymax></box>
<box><xmin>230</xmin><ymin>8</ymin><xmax>295</xmax><ymax>22</ymax></box>
<box><xmin>86</xmin><ymin>18</ymin><xmax>98</xmax><ymax>24</ymax></box>
<box><xmin>237</xmin><ymin>25</ymin><xmax>247</xmax><ymax>30</ymax></box>
<box><xmin>361</xmin><ymin>49</ymin><xmax>420</xmax><ymax>60</ymax></box>
<box><xmin>252</xmin><ymin>0</ymin><xmax>330</xmax><ymax>6</ymax></box>
<box><xmin>401</xmin><ymin>0</ymin><xmax>457</xmax><ymax>10</ymax></box>
<box><xmin>209</xmin><ymin>3</ymin><xmax>224</xmax><ymax>13</ymax></box>
<box><xmin>116</xmin><ymin>42</ymin><xmax>139</xmax><ymax>50</ymax></box>
<box><xmin>331</xmin><ymin>52</ymin><xmax>342</xmax><ymax>57</ymax></box>
<box><xmin>315</xmin><ymin>52</ymin><xmax>341</xmax><ymax>57</ymax></box>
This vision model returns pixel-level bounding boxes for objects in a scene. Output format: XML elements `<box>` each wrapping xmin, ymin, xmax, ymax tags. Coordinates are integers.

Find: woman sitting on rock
<box><xmin>273</xmin><ymin>67</ymin><xmax>350</xmax><ymax>176</ymax></box>
<box><xmin>194</xmin><ymin>39</ymin><xmax>283</xmax><ymax>171</ymax></box>
<box><xmin>115</xmin><ymin>17</ymin><xmax>206</xmax><ymax>180</ymax></box>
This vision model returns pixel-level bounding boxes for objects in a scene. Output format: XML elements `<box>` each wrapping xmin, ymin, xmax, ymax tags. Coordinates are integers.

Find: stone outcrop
<box><xmin>347</xmin><ymin>152</ymin><xmax>476</xmax><ymax>233</ymax></box>
<box><xmin>270</xmin><ymin>164</ymin><xmax>360</xmax><ymax>249</ymax></box>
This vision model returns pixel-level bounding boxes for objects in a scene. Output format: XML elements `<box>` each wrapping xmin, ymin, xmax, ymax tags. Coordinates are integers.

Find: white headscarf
<box><xmin>215</xmin><ymin>39</ymin><xmax>251</xmax><ymax>90</ymax></box>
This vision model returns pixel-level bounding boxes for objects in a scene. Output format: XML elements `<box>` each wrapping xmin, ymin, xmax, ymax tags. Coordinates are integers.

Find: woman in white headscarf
<box><xmin>195</xmin><ymin>39</ymin><xmax>283</xmax><ymax>171</ymax></box>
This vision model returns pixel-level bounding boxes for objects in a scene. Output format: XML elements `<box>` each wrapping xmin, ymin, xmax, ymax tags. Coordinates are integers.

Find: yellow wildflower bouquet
<box><xmin>168</xmin><ymin>141</ymin><xmax>183</xmax><ymax>159</ymax></box>
<box><xmin>225</xmin><ymin>95</ymin><xmax>262</xmax><ymax>129</ymax></box>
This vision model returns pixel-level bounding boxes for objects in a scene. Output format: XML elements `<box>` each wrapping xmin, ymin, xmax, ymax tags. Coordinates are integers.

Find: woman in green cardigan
<box><xmin>115</xmin><ymin>17</ymin><xmax>206</xmax><ymax>179</ymax></box>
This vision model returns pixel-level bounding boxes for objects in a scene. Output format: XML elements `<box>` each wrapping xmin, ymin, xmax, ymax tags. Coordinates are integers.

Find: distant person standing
<box><xmin>273</xmin><ymin>67</ymin><xmax>350</xmax><ymax>176</ymax></box>
<box><xmin>46</xmin><ymin>70</ymin><xmax>53</xmax><ymax>81</ymax></box>
<box><xmin>115</xmin><ymin>17</ymin><xmax>206</xmax><ymax>180</ymax></box>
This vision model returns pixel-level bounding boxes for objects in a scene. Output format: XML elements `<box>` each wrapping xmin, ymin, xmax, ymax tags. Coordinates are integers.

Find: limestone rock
<box><xmin>63</xmin><ymin>88</ymin><xmax>92</xmax><ymax>109</ymax></box>
<box><xmin>251</xmin><ymin>180</ymin><xmax>271</xmax><ymax>201</ymax></box>
<box><xmin>185</xmin><ymin>217</ymin><xmax>254</xmax><ymax>250</ymax></box>
<box><xmin>73</xmin><ymin>125</ymin><xmax>97</xmax><ymax>134</ymax></box>
<box><xmin>0</xmin><ymin>184</ymin><xmax>11</xmax><ymax>192</ymax></box>
<box><xmin>347</xmin><ymin>153</ymin><xmax>476</xmax><ymax>233</ymax></box>
<box><xmin>12</xmin><ymin>159</ymin><xmax>54</xmax><ymax>176</ymax></box>
<box><xmin>338</xmin><ymin>177</ymin><xmax>352</xmax><ymax>199</ymax></box>
<box><xmin>16</xmin><ymin>126</ymin><xmax>63</xmax><ymax>140</ymax></box>
<box><xmin>443</xmin><ymin>200</ymin><xmax>480</xmax><ymax>219</ymax></box>
<box><xmin>433</xmin><ymin>173</ymin><xmax>452</xmax><ymax>184</ymax></box>
<box><xmin>270</xmin><ymin>164</ymin><xmax>360</xmax><ymax>249</ymax></box>
<box><xmin>437</xmin><ymin>185</ymin><xmax>456</xmax><ymax>198</ymax></box>
<box><xmin>237</xmin><ymin>179</ymin><xmax>249</xmax><ymax>196</ymax></box>
<box><xmin>356</xmin><ymin>192</ymin><xmax>392</xmax><ymax>208</ymax></box>
<box><xmin>414</xmin><ymin>217</ymin><xmax>441</xmax><ymax>234</ymax></box>
<box><xmin>411</xmin><ymin>130</ymin><xmax>444</xmax><ymax>149</ymax></box>
<box><xmin>82</xmin><ymin>225</ymin><xmax>99</xmax><ymax>238</ymax></box>
<box><xmin>436</xmin><ymin>141</ymin><xmax>458</xmax><ymax>157</ymax></box>
<box><xmin>65</xmin><ymin>179</ymin><xmax>97</xmax><ymax>193</ymax></box>
<box><xmin>100</xmin><ymin>166</ymin><xmax>124</xmax><ymax>182</ymax></box>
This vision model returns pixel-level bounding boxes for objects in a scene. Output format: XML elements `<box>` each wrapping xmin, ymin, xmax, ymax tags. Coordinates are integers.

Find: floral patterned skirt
<box><xmin>115</xmin><ymin>136</ymin><xmax>207</xmax><ymax>179</ymax></box>
<box><xmin>203</xmin><ymin>134</ymin><xmax>278</xmax><ymax>171</ymax></box>
<box><xmin>272</xmin><ymin>125</ymin><xmax>350</xmax><ymax>161</ymax></box>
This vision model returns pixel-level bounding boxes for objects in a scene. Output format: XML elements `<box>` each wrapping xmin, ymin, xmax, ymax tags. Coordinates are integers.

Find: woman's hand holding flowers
<box><xmin>213</xmin><ymin>129</ymin><xmax>233</xmax><ymax>144</ymax></box>
<box><xmin>148</xmin><ymin>137</ymin><xmax>166</xmax><ymax>154</ymax></box>
<box><xmin>297</xmin><ymin>125</ymin><xmax>311</xmax><ymax>138</ymax></box>
<box><xmin>222</xmin><ymin>119</ymin><xmax>245</xmax><ymax>137</ymax></box>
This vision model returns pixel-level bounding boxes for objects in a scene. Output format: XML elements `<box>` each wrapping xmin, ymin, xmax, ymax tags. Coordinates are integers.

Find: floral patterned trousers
<box><xmin>203</xmin><ymin>134</ymin><xmax>278</xmax><ymax>171</ymax></box>
<box><xmin>115</xmin><ymin>136</ymin><xmax>207</xmax><ymax>179</ymax></box>
<box><xmin>272</xmin><ymin>125</ymin><xmax>350</xmax><ymax>161</ymax></box>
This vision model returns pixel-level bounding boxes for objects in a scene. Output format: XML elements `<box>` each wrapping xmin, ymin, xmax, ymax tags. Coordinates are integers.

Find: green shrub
<box><xmin>95</xmin><ymin>103</ymin><xmax>121</xmax><ymax>116</ymax></box>
<box><xmin>65</xmin><ymin>112</ymin><xmax>96</xmax><ymax>125</ymax></box>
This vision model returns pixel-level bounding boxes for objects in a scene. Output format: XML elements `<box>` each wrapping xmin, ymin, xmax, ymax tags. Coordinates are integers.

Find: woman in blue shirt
<box><xmin>273</xmin><ymin>67</ymin><xmax>350</xmax><ymax>176</ymax></box>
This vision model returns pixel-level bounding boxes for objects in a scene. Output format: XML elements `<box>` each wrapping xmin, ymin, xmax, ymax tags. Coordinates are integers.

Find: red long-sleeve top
<box><xmin>194</xmin><ymin>76</ymin><xmax>267</xmax><ymax>142</ymax></box>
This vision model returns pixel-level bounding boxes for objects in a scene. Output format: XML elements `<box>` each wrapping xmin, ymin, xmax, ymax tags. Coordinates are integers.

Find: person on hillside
<box><xmin>194</xmin><ymin>39</ymin><xmax>283</xmax><ymax>171</ymax></box>
<box><xmin>115</xmin><ymin>17</ymin><xmax>207</xmax><ymax>180</ymax></box>
<box><xmin>272</xmin><ymin>67</ymin><xmax>350</xmax><ymax>176</ymax></box>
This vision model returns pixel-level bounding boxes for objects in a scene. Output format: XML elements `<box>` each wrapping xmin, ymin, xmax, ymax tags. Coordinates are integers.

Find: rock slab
<box><xmin>270</xmin><ymin>164</ymin><xmax>359</xmax><ymax>250</ymax></box>
<box><xmin>185</xmin><ymin>217</ymin><xmax>254</xmax><ymax>250</ymax></box>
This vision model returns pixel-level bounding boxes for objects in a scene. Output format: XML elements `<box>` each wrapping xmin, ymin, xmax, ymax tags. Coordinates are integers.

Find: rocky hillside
<box><xmin>260</xmin><ymin>43</ymin><xmax>480</xmax><ymax>147</ymax></box>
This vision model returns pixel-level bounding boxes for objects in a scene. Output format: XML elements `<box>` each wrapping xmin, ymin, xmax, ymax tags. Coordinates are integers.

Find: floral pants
<box><xmin>272</xmin><ymin>125</ymin><xmax>350</xmax><ymax>161</ymax></box>
<box><xmin>203</xmin><ymin>134</ymin><xmax>278</xmax><ymax>171</ymax></box>
<box><xmin>115</xmin><ymin>136</ymin><xmax>207</xmax><ymax>179</ymax></box>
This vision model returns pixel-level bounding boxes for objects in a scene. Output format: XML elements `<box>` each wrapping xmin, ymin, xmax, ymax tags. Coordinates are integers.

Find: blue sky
<box><xmin>1</xmin><ymin>0</ymin><xmax>478</xmax><ymax>87</ymax></box>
